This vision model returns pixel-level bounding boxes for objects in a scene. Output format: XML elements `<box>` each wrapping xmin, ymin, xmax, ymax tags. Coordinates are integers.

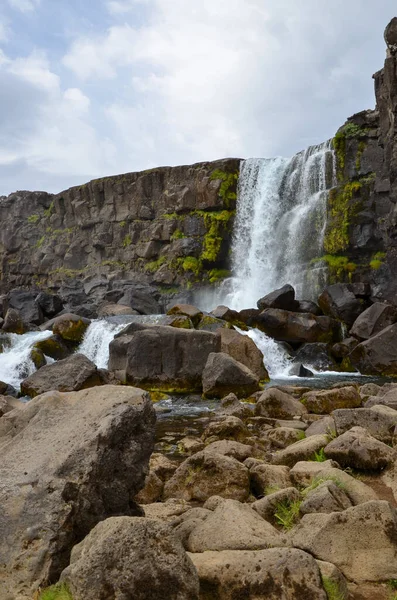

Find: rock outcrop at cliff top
<box><xmin>0</xmin><ymin>385</ymin><xmax>155</xmax><ymax>598</ymax></box>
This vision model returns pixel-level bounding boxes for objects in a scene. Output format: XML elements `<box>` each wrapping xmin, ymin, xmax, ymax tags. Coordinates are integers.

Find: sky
<box><xmin>0</xmin><ymin>1</ymin><xmax>396</xmax><ymax>196</ymax></box>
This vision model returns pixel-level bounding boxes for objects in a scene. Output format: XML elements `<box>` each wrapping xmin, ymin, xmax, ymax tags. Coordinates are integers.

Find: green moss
<box><xmin>208</xmin><ymin>268</ymin><xmax>231</xmax><ymax>283</ymax></box>
<box><xmin>333</xmin><ymin>122</ymin><xmax>369</xmax><ymax>181</ymax></box>
<box><xmin>182</xmin><ymin>256</ymin><xmax>201</xmax><ymax>276</ymax></box>
<box><xmin>39</xmin><ymin>582</ymin><xmax>73</xmax><ymax>600</ymax></box>
<box><xmin>49</xmin><ymin>267</ymin><xmax>87</xmax><ymax>278</ymax></box>
<box><xmin>170</xmin><ymin>228</ymin><xmax>185</xmax><ymax>240</ymax></box>
<box><xmin>27</xmin><ymin>214</ymin><xmax>40</xmax><ymax>223</ymax></box>
<box><xmin>43</xmin><ymin>201</ymin><xmax>55</xmax><ymax>218</ymax></box>
<box><xmin>313</xmin><ymin>255</ymin><xmax>357</xmax><ymax>282</ymax></box>
<box><xmin>324</xmin><ymin>181</ymin><xmax>362</xmax><ymax>254</ymax></box>
<box><xmin>209</xmin><ymin>169</ymin><xmax>239</xmax><ymax>207</ymax></box>
<box><xmin>355</xmin><ymin>140</ymin><xmax>366</xmax><ymax>172</ymax></box>
<box><xmin>321</xmin><ymin>575</ymin><xmax>347</xmax><ymax>600</ymax></box>
<box><xmin>200</xmin><ymin>210</ymin><xmax>234</xmax><ymax>263</ymax></box>
<box><xmin>145</xmin><ymin>256</ymin><xmax>167</xmax><ymax>273</ymax></box>
<box><xmin>119</xmin><ymin>220</ymin><xmax>127</xmax><ymax>227</ymax></box>
<box><xmin>370</xmin><ymin>251</ymin><xmax>386</xmax><ymax>270</ymax></box>
<box><xmin>36</xmin><ymin>236</ymin><xmax>46</xmax><ymax>249</ymax></box>
<box><xmin>123</xmin><ymin>234</ymin><xmax>132</xmax><ymax>247</ymax></box>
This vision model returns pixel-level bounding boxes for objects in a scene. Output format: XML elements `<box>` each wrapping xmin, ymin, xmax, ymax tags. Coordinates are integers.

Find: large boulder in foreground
<box><xmin>61</xmin><ymin>517</ymin><xmax>199</xmax><ymax>600</ymax></box>
<box><xmin>254</xmin><ymin>308</ymin><xmax>340</xmax><ymax>343</ymax></box>
<box><xmin>0</xmin><ymin>385</ymin><xmax>156</xmax><ymax>598</ymax></box>
<box><xmin>349</xmin><ymin>323</ymin><xmax>397</xmax><ymax>376</ymax></box>
<box><xmin>109</xmin><ymin>325</ymin><xmax>220</xmax><ymax>392</ymax></box>
<box><xmin>202</xmin><ymin>352</ymin><xmax>260</xmax><ymax>398</ymax></box>
<box><xmin>291</xmin><ymin>500</ymin><xmax>397</xmax><ymax>582</ymax></box>
<box><xmin>20</xmin><ymin>353</ymin><xmax>101</xmax><ymax>397</ymax></box>
<box><xmin>218</xmin><ymin>328</ymin><xmax>269</xmax><ymax>380</ymax></box>
<box><xmin>318</xmin><ymin>283</ymin><xmax>364</xmax><ymax>327</ymax></box>
<box><xmin>189</xmin><ymin>548</ymin><xmax>327</xmax><ymax>600</ymax></box>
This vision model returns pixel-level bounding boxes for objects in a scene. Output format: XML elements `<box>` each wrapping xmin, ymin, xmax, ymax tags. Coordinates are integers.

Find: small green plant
<box><xmin>370</xmin><ymin>251</ymin><xmax>386</xmax><ymax>270</ymax></box>
<box><xmin>36</xmin><ymin>236</ymin><xmax>45</xmax><ymax>249</ymax></box>
<box><xmin>170</xmin><ymin>229</ymin><xmax>185</xmax><ymax>241</ymax></box>
<box><xmin>119</xmin><ymin>220</ymin><xmax>127</xmax><ymax>227</ymax></box>
<box><xmin>145</xmin><ymin>256</ymin><xmax>167</xmax><ymax>273</ymax></box>
<box><xmin>28</xmin><ymin>214</ymin><xmax>40</xmax><ymax>223</ymax></box>
<box><xmin>321</xmin><ymin>575</ymin><xmax>347</xmax><ymax>600</ymax></box>
<box><xmin>264</xmin><ymin>485</ymin><xmax>281</xmax><ymax>495</ymax></box>
<box><xmin>39</xmin><ymin>582</ymin><xmax>73</xmax><ymax>600</ymax></box>
<box><xmin>208</xmin><ymin>268</ymin><xmax>230</xmax><ymax>283</ymax></box>
<box><xmin>302</xmin><ymin>476</ymin><xmax>345</xmax><ymax>497</ymax></box>
<box><xmin>274</xmin><ymin>499</ymin><xmax>302</xmax><ymax>530</ymax></box>
<box><xmin>311</xmin><ymin>448</ymin><xmax>327</xmax><ymax>462</ymax></box>
<box><xmin>388</xmin><ymin>579</ymin><xmax>397</xmax><ymax>591</ymax></box>
<box><xmin>182</xmin><ymin>256</ymin><xmax>201</xmax><ymax>276</ymax></box>
<box><xmin>123</xmin><ymin>234</ymin><xmax>132</xmax><ymax>247</ymax></box>
<box><xmin>43</xmin><ymin>201</ymin><xmax>55</xmax><ymax>218</ymax></box>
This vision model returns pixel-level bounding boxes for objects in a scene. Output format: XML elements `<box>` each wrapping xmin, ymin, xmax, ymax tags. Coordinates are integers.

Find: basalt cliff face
<box><xmin>0</xmin><ymin>159</ymin><xmax>239</xmax><ymax>297</ymax></box>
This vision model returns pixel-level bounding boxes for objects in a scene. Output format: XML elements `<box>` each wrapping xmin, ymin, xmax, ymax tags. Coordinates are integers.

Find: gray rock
<box><xmin>300</xmin><ymin>480</ymin><xmax>353</xmax><ymax>514</ymax></box>
<box><xmin>217</xmin><ymin>327</ymin><xmax>268</xmax><ymax>380</ymax></box>
<box><xmin>318</xmin><ymin>283</ymin><xmax>364</xmax><ymax>327</ymax></box>
<box><xmin>202</xmin><ymin>352</ymin><xmax>260</xmax><ymax>398</ymax></box>
<box><xmin>333</xmin><ymin>405</ymin><xmax>397</xmax><ymax>443</ymax></box>
<box><xmin>257</xmin><ymin>284</ymin><xmax>299</xmax><ymax>312</ymax></box>
<box><xmin>324</xmin><ymin>426</ymin><xmax>395</xmax><ymax>470</ymax></box>
<box><xmin>350</xmin><ymin>302</ymin><xmax>397</xmax><ymax>340</ymax></box>
<box><xmin>255</xmin><ymin>388</ymin><xmax>307</xmax><ymax>419</ymax></box>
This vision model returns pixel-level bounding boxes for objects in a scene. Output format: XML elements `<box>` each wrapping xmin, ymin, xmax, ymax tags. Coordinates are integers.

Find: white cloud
<box><xmin>106</xmin><ymin>0</ymin><xmax>149</xmax><ymax>14</ymax></box>
<box><xmin>8</xmin><ymin>0</ymin><xmax>40</xmax><ymax>13</ymax></box>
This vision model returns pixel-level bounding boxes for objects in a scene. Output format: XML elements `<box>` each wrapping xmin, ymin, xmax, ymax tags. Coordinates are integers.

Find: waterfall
<box><xmin>225</xmin><ymin>140</ymin><xmax>336</xmax><ymax>310</ymax></box>
<box><xmin>78</xmin><ymin>320</ymin><xmax>127</xmax><ymax>369</ymax></box>
<box><xmin>0</xmin><ymin>330</ymin><xmax>53</xmax><ymax>390</ymax></box>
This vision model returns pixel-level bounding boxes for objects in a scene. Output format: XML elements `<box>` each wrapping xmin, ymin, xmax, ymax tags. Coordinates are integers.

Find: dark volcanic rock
<box><xmin>118</xmin><ymin>287</ymin><xmax>162</xmax><ymax>315</ymax></box>
<box><xmin>202</xmin><ymin>352</ymin><xmax>260</xmax><ymax>398</ymax></box>
<box><xmin>350</xmin><ymin>302</ymin><xmax>397</xmax><ymax>340</ymax></box>
<box><xmin>35</xmin><ymin>291</ymin><xmax>63</xmax><ymax>317</ymax></box>
<box><xmin>318</xmin><ymin>284</ymin><xmax>364</xmax><ymax>327</ymax></box>
<box><xmin>257</xmin><ymin>284</ymin><xmax>299</xmax><ymax>312</ymax></box>
<box><xmin>349</xmin><ymin>323</ymin><xmax>397</xmax><ymax>376</ymax></box>
<box><xmin>5</xmin><ymin>289</ymin><xmax>44</xmax><ymax>325</ymax></box>
<box><xmin>254</xmin><ymin>308</ymin><xmax>340</xmax><ymax>344</ymax></box>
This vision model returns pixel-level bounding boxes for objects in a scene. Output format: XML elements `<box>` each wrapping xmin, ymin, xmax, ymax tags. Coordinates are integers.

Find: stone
<box><xmin>316</xmin><ymin>561</ymin><xmax>349</xmax><ymax>600</ymax></box>
<box><xmin>249</xmin><ymin>463</ymin><xmax>292</xmax><ymax>496</ymax></box>
<box><xmin>291</xmin><ymin>501</ymin><xmax>397</xmax><ymax>582</ymax></box>
<box><xmin>35</xmin><ymin>291</ymin><xmax>63</xmax><ymax>317</ymax></box>
<box><xmin>255</xmin><ymin>308</ymin><xmax>340</xmax><ymax>343</ymax></box>
<box><xmin>0</xmin><ymin>385</ymin><xmax>155</xmax><ymax>598</ymax></box>
<box><xmin>149</xmin><ymin>453</ymin><xmax>178</xmax><ymax>481</ymax></box>
<box><xmin>313</xmin><ymin>466</ymin><xmax>378</xmax><ymax>505</ymax></box>
<box><xmin>52</xmin><ymin>312</ymin><xmax>91</xmax><ymax>343</ymax></box>
<box><xmin>5</xmin><ymin>289</ymin><xmax>44</xmax><ymax>325</ymax></box>
<box><xmin>272</xmin><ymin>434</ymin><xmax>329</xmax><ymax>467</ymax></box>
<box><xmin>210</xmin><ymin>305</ymin><xmax>241</xmax><ymax>323</ymax></box>
<box><xmin>163</xmin><ymin>451</ymin><xmax>250</xmax><ymax>503</ymax></box>
<box><xmin>33</xmin><ymin>334</ymin><xmax>73</xmax><ymax>360</ymax></box>
<box><xmin>324</xmin><ymin>426</ymin><xmax>395</xmax><ymax>470</ymax></box>
<box><xmin>188</xmin><ymin>548</ymin><xmax>327</xmax><ymax>600</ymax></box>
<box><xmin>289</xmin><ymin>460</ymin><xmax>340</xmax><ymax>486</ymax></box>
<box><xmin>385</xmin><ymin>16</ymin><xmax>397</xmax><ymax>53</ymax></box>
<box><xmin>217</xmin><ymin>327</ymin><xmax>269</xmax><ymax>380</ymax></box>
<box><xmin>252</xmin><ymin>487</ymin><xmax>301</xmax><ymax>522</ymax></box>
<box><xmin>255</xmin><ymin>387</ymin><xmax>307</xmax><ymax>419</ymax></box>
<box><xmin>299</xmin><ymin>480</ymin><xmax>353</xmax><ymax>514</ymax></box>
<box><xmin>196</xmin><ymin>315</ymin><xmax>229</xmax><ymax>332</ymax></box>
<box><xmin>332</xmin><ymin>336</ymin><xmax>359</xmax><ymax>358</ymax></box>
<box><xmin>333</xmin><ymin>405</ymin><xmax>397</xmax><ymax>443</ymax></box>
<box><xmin>178</xmin><ymin>437</ymin><xmax>205</xmax><ymax>455</ymax></box>
<box><xmin>203</xmin><ymin>440</ymin><xmax>253</xmax><ymax>462</ymax></box>
<box><xmin>305</xmin><ymin>416</ymin><xmax>336</xmax><ymax>438</ymax></box>
<box><xmin>257</xmin><ymin>284</ymin><xmax>299</xmax><ymax>312</ymax></box>
<box><xmin>167</xmin><ymin>303</ymin><xmax>203</xmax><ymax>326</ymax></box>
<box><xmin>135</xmin><ymin>471</ymin><xmax>164</xmax><ymax>504</ymax></box>
<box><xmin>262</xmin><ymin>427</ymin><xmax>306</xmax><ymax>449</ymax></box>
<box><xmin>216</xmin><ymin>392</ymin><xmax>253</xmax><ymax>419</ymax></box>
<box><xmin>117</xmin><ymin>288</ymin><xmax>161</xmax><ymax>315</ymax></box>
<box><xmin>301</xmin><ymin>386</ymin><xmax>362</xmax><ymax>414</ymax></box>
<box><xmin>292</xmin><ymin>343</ymin><xmax>339</xmax><ymax>372</ymax></box>
<box><xmin>350</xmin><ymin>302</ymin><xmax>397</xmax><ymax>340</ymax></box>
<box><xmin>202</xmin><ymin>352</ymin><xmax>260</xmax><ymax>398</ymax></box>
<box><xmin>98</xmin><ymin>302</ymin><xmax>138</xmax><ymax>317</ymax></box>
<box><xmin>111</xmin><ymin>325</ymin><xmax>220</xmax><ymax>392</ymax></box>
<box><xmin>297</xmin><ymin>300</ymin><xmax>322</xmax><ymax>315</ymax></box>
<box><xmin>0</xmin><ymin>395</ymin><xmax>23</xmax><ymax>416</ymax></box>
<box><xmin>2</xmin><ymin>308</ymin><xmax>25</xmax><ymax>334</ymax></box>
<box><xmin>202</xmin><ymin>416</ymin><xmax>249</xmax><ymax>442</ymax></box>
<box><xmin>20</xmin><ymin>353</ymin><xmax>101</xmax><ymax>397</ymax></box>
<box><xmin>61</xmin><ymin>517</ymin><xmax>199</xmax><ymax>600</ymax></box>
<box><xmin>349</xmin><ymin>323</ymin><xmax>397</xmax><ymax>376</ymax></box>
<box><xmin>318</xmin><ymin>283</ymin><xmax>364</xmax><ymax>327</ymax></box>
<box><xmin>186</xmin><ymin>499</ymin><xmax>284</xmax><ymax>552</ymax></box>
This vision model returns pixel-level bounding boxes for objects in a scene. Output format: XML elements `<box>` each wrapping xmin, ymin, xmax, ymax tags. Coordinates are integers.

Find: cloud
<box><xmin>7</xmin><ymin>0</ymin><xmax>40</xmax><ymax>13</ymax></box>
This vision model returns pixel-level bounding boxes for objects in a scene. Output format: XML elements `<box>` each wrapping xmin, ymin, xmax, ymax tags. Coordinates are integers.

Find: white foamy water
<box><xmin>238</xmin><ymin>327</ymin><xmax>292</xmax><ymax>378</ymax></box>
<box><xmin>78</xmin><ymin>320</ymin><xmax>128</xmax><ymax>369</ymax></box>
<box><xmin>0</xmin><ymin>329</ymin><xmax>53</xmax><ymax>389</ymax></box>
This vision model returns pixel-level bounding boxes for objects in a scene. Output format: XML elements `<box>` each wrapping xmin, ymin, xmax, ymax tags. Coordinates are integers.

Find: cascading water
<box><xmin>224</xmin><ymin>140</ymin><xmax>336</xmax><ymax>310</ymax></box>
<box><xmin>0</xmin><ymin>330</ymin><xmax>53</xmax><ymax>390</ymax></box>
<box><xmin>78</xmin><ymin>320</ymin><xmax>127</xmax><ymax>369</ymax></box>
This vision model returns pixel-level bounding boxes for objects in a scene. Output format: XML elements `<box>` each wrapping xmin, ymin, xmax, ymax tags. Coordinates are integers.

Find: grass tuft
<box><xmin>321</xmin><ymin>575</ymin><xmax>347</xmax><ymax>600</ymax></box>
<box><xmin>38</xmin><ymin>582</ymin><xmax>73</xmax><ymax>600</ymax></box>
<box><xmin>274</xmin><ymin>499</ymin><xmax>302</xmax><ymax>530</ymax></box>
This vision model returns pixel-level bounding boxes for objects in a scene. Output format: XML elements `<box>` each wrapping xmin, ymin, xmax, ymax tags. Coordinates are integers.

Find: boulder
<box><xmin>249</xmin><ymin>463</ymin><xmax>292</xmax><ymax>496</ymax></box>
<box><xmin>186</xmin><ymin>499</ymin><xmax>284</xmax><ymax>552</ymax></box>
<box><xmin>292</xmin><ymin>343</ymin><xmax>339</xmax><ymax>371</ymax></box>
<box><xmin>52</xmin><ymin>313</ymin><xmax>91</xmax><ymax>343</ymax></box>
<box><xmin>210</xmin><ymin>305</ymin><xmax>241</xmax><ymax>323</ymax></box>
<box><xmin>350</xmin><ymin>302</ymin><xmax>397</xmax><ymax>340</ymax></box>
<box><xmin>118</xmin><ymin>288</ymin><xmax>161</xmax><ymax>315</ymax></box>
<box><xmin>111</xmin><ymin>325</ymin><xmax>220</xmax><ymax>392</ymax></box>
<box><xmin>202</xmin><ymin>416</ymin><xmax>249</xmax><ymax>443</ymax></box>
<box><xmin>188</xmin><ymin>548</ymin><xmax>327</xmax><ymax>600</ymax></box>
<box><xmin>291</xmin><ymin>501</ymin><xmax>397</xmax><ymax>582</ymax></box>
<box><xmin>252</xmin><ymin>487</ymin><xmax>301</xmax><ymax>522</ymax></box>
<box><xmin>163</xmin><ymin>451</ymin><xmax>250</xmax><ymax>503</ymax></box>
<box><xmin>272</xmin><ymin>434</ymin><xmax>329</xmax><ymax>467</ymax></box>
<box><xmin>333</xmin><ymin>405</ymin><xmax>397</xmax><ymax>443</ymax></box>
<box><xmin>262</xmin><ymin>427</ymin><xmax>306</xmax><ymax>449</ymax></box>
<box><xmin>135</xmin><ymin>471</ymin><xmax>164</xmax><ymax>504</ymax></box>
<box><xmin>254</xmin><ymin>308</ymin><xmax>340</xmax><ymax>343</ymax></box>
<box><xmin>35</xmin><ymin>291</ymin><xmax>63</xmax><ymax>318</ymax></box>
<box><xmin>98</xmin><ymin>302</ymin><xmax>138</xmax><ymax>317</ymax></box>
<box><xmin>349</xmin><ymin>323</ymin><xmax>397</xmax><ymax>376</ymax></box>
<box><xmin>257</xmin><ymin>284</ymin><xmax>299</xmax><ymax>312</ymax></box>
<box><xmin>196</xmin><ymin>315</ymin><xmax>229</xmax><ymax>332</ymax></box>
<box><xmin>203</xmin><ymin>440</ymin><xmax>253</xmax><ymax>462</ymax></box>
<box><xmin>33</xmin><ymin>334</ymin><xmax>73</xmax><ymax>360</ymax></box>
<box><xmin>318</xmin><ymin>283</ymin><xmax>364</xmax><ymax>327</ymax></box>
<box><xmin>0</xmin><ymin>395</ymin><xmax>23</xmax><ymax>416</ymax></box>
<box><xmin>5</xmin><ymin>289</ymin><xmax>44</xmax><ymax>325</ymax></box>
<box><xmin>0</xmin><ymin>385</ymin><xmax>155</xmax><ymax>598</ymax></box>
<box><xmin>167</xmin><ymin>303</ymin><xmax>203</xmax><ymax>326</ymax></box>
<box><xmin>61</xmin><ymin>517</ymin><xmax>199</xmax><ymax>600</ymax></box>
<box><xmin>255</xmin><ymin>388</ymin><xmax>307</xmax><ymax>419</ymax></box>
<box><xmin>324</xmin><ymin>426</ymin><xmax>395</xmax><ymax>470</ymax></box>
<box><xmin>297</xmin><ymin>300</ymin><xmax>322</xmax><ymax>315</ymax></box>
<box><xmin>299</xmin><ymin>480</ymin><xmax>353</xmax><ymax>514</ymax></box>
<box><xmin>385</xmin><ymin>16</ymin><xmax>397</xmax><ymax>52</ymax></box>
<box><xmin>2</xmin><ymin>308</ymin><xmax>25</xmax><ymax>334</ymax></box>
<box><xmin>332</xmin><ymin>336</ymin><xmax>358</xmax><ymax>358</ymax></box>
<box><xmin>20</xmin><ymin>353</ymin><xmax>101</xmax><ymax>397</ymax></box>
<box><xmin>289</xmin><ymin>460</ymin><xmax>340</xmax><ymax>487</ymax></box>
<box><xmin>216</xmin><ymin>392</ymin><xmax>253</xmax><ymax>419</ymax></box>
<box><xmin>202</xmin><ymin>352</ymin><xmax>260</xmax><ymax>398</ymax></box>
<box><xmin>301</xmin><ymin>386</ymin><xmax>362</xmax><ymax>414</ymax></box>
<box><xmin>313</xmin><ymin>466</ymin><xmax>378</xmax><ymax>505</ymax></box>
<box><xmin>305</xmin><ymin>416</ymin><xmax>336</xmax><ymax>438</ymax></box>
<box><xmin>217</xmin><ymin>328</ymin><xmax>269</xmax><ymax>380</ymax></box>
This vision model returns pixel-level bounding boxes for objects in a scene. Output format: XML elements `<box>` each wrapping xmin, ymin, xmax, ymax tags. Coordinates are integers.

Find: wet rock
<box><xmin>291</xmin><ymin>501</ymin><xmax>397</xmax><ymax>582</ymax></box>
<box><xmin>0</xmin><ymin>385</ymin><xmax>155</xmax><ymax>598</ymax></box>
<box><xmin>163</xmin><ymin>451</ymin><xmax>250</xmax><ymax>503</ymax></box>
<box><xmin>2</xmin><ymin>308</ymin><xmax>25</xmax><ymax>334</ymax></box>
<box><xmin>186</xmin><ymin>499</ymin><xmax>284</xmax><ymax>552</ymax></box>
<box><xmin>349</xmin><ymin>323</ymin><xmax>397</xmax><ymax>376</ymax></box>
<box><xmin>33</xmin><ymin>334</ymin><xmax>73</xmax><ymax>360</ymax></box>
<box><xmin>255</xmin><ymin>388</ymin><xmax>307</xmax><ymax>419</ymax></box>
<box><xmin>297</xmin><ymin>300</ymin><xmax>322</xmax><ymax>315</ymax></box>
<box><xmin>301</xmin><ymin>386</ymin><xmax>362</xmax><ymax>414</ymax></box>
<box><xmin>20</xmin><ymin>353</ymin><xmax>101</xmax><ymax>397</ymax></box>
<box><xmin>217</xmin><ymin>328</ymin><xmax>269</xmax><ymax>380</ymax></box>
<box><xmin>167</xmin><ymin>304</ymin><xmax>203</xmax><ymax>326</ymax></box>
<box><xmin>255</xmin><ymin>308</ymin><xmax>340</xmax><ymax>343</ymax></box>
<box><xmin>210</xmin><ymin>305</ymin><xmax>241</xmax><ymax>324</ymax></box>
<box><xmin>299</xmin><ymin>480</ymin><xmax>353</xmax><ymax>514</ymax></box>
<box><xmin>202</xmin><ymin>352</ymin><xmax>260</xmax><ymax>398</ymax></box>
<box><xmin>257</xmin><ymin>284</ymin><xmax>299</xmax><ymax>312</ymax></box>
<box><xmin>350</xmin><ymin>302</ymin><xmax>397</xmax><ymax>340</ymax></box>
<box><xmin>188</xmin><ymin>548</ymin><xmax>327</xmax><ymax>600</ymax></box>
<box><xmin>61</xmin><ymin>517</ymin><xmax>199</xmax><ymax>600</ymax></box>
<box><xmin>324</xmin><ymin>426</ymin><xmax>395</xmax><ymax>470</ymax></box>
<box><xmin>318</xmin><ymin>283</ymin><xmax>365</xmax><ymax>327</ymax></box>
<box><xmin>196</xmin><ymin>314</ymin><xmax>229</xmax><ymax>332</ymax></box>
<box><xmin>52</xmin><ymin>312</ymin><xmax>91</xmax><ymax>343</ymax></box>
<box><xmin>292</xmin><ymin>342</ymin><xmax>339</xmax><ymax>371</ymax></box>
<box><xmin>30</xmin><ymin>346</ymin><xmax>46</xmax><ymax>370</ymax></box>
<box><xmin>5</xmin><ymin>289</ymin><xmax>44</xmax><ymax>325</ymax></box>
<box><xmin>272</xmin><ymin>434</ymin><xmax>329</xmax><ymax>467</ymax></box>
<box><xmin>288</xmin><ymin>363</ymin><xmax>314</xmax><ymax>377</ymax></box>
<box><xmin>332</xmin><ymin>336</ymin><xmax>359</xmax><ymax>358</ymax></box>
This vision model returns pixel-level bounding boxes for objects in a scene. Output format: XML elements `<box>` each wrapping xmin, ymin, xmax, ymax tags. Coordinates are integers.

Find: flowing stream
<box><xmin>0</xmin><ymin>330</ymin><xmax>53</xmax><ymax>390</ymax></box>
